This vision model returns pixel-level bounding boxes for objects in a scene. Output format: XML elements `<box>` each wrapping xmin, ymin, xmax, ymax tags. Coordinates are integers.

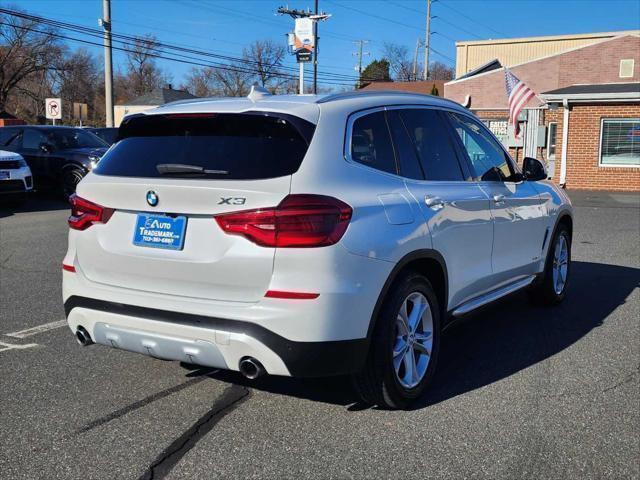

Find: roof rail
<box><xmin>316</xmin><ymin>89</ymin><xmax>463</xmax><ymax>107</ymax></box>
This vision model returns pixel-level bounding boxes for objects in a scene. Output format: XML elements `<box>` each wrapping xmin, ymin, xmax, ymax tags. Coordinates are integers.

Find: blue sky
<box><xmin>10</xmin><ymin>0</ymin><xmax>640</xmax><ymax>90</ymax></box>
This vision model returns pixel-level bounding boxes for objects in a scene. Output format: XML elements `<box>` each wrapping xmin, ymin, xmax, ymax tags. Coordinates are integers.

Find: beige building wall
<box><xmin>114</xmin><ymin>105</ymin><xmax>157</xmax><ymax>127</ymax></box>
<box><xmin>456</xmin><ymin>30</ymin><xmax>640</xmax><ymax>78</ymax></box>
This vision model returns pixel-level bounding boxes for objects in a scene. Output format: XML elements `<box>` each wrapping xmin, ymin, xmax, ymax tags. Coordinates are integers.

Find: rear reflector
<box><xmin>62</xmin><ymin>264</ymin><xmax>76</xmax><ymax>273</ymax></box>
<box><xmin>68</xmin><ymin>194</ymin><xmax>114</xmax><ymax>231</ymax></box>
<box><xmin>215</xmin><ymin>194</ymin><xmax>352</xmax><ymax>248</ymax></box>
<box><xmin>265</xmin><ymin>290</ymin><xmax>319</xmax><ymax>300</ymax></box>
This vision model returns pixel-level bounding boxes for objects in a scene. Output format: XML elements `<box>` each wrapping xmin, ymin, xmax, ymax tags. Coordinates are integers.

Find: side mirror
<box><xmin>523</xmin><ymin>157</ymin><xmax>547</xmax><ymax>181</ymax></box>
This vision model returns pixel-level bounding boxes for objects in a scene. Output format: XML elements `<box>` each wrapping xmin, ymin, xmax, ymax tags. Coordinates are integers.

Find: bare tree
<box><xmin>57</xmin><ymin>48</ymin><xmax>100</xmax><ymax>124</ymax></box>
<box><xmin>428</xmin><ymin>61</ymin><xmax>455</xmax><ymax>81</ymax></box>
<box><xmin>382</xmin><ymin>43</ymin><xmax>413</xmax><ymax>82</ymax></box>
<box><xmin>211</xmin><ymin>66</ymin><xmax>251</xmax><ymax>97</ymax></box>
<box><xmin>242</xmin><ymin>39</ymin><xmax>287</xmax><ymax>92</ymax></box>
<box><xmin>182</xmin><ymin>67</ymin><xmax>220</xmax><ymax>97</ymax></box>
<box><xmin>182</xmin><ymin>39</ymin><xmax>291</xmax><ymax>98</ymax></box>
<box><xmin>123</xmin><ymin>34</ymin><xmax>167</xmax><ymax>98</ymax></box>
<box><xmin>0</xmin><ymin>8</ymin><xmax>63</xmax><ymax>115</ymax></box>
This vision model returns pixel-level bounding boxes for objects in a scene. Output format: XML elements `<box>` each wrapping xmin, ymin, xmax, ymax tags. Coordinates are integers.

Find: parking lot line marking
<box><xmin>0</xmin><ymin>340</ymin><xmax>39</xmax><ymax>352</ymax></box>
<box><xmin>5</xmin><ymin>320</ymin><xmax>67</xmax><ymax>339</ymax></box>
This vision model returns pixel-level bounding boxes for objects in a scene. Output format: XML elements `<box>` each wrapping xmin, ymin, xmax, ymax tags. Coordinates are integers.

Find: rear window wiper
<box><xmin>156</xmin><ymin>163</ymin><xmax>229</xmax><ymax>175</ymax></box>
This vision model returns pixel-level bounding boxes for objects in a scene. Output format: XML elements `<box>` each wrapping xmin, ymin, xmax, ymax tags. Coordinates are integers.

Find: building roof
<box><xmin>541</xmin><ymin>82</ymin><xmax>640</xmax><ymax>102</ymax></box>
<box><xmin>360</xmin><ymin>80</ymin><xmax>446</xmax><ymax>95</ymax></box>
<box><xmin>121</xmin><ymin>87</ymin><xmax>198</xmax><ymax>106</ymax></box>
<box><xmin>542</xmin><ymin>83</ymin><xmax>640</xmax><ymax>95</ymax></box>
<box><xmin>456</xmin><ymin>59</ymin><xmax>502</xmax><ymax>80</ymax></box>
<box><xmin>454</xmin><ymin>29</ymin><xmax>640</xmax><ymax>78</ymax></box>
<box><xmin>455</xmin><ymin>30</ymin><xmax>640</xmax><ymax>47</ymax></box>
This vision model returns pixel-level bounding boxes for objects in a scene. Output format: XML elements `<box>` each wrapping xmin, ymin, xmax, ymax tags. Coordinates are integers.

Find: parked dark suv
<box><xmin>84</xmin><ymin>127</ymin><xmax>119</xmax><ymax>146</ymax></box>
<box><xmin>0</xmin><ymin>126</ymin><xmax>108</xmax><ymax>197</ymax></box>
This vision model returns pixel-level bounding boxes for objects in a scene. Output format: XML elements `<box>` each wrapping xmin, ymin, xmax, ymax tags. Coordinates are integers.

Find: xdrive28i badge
<box><xmin>146</xmin><ymin>190</ymin><xmax>159</xmax><ymax>207</ymax></box>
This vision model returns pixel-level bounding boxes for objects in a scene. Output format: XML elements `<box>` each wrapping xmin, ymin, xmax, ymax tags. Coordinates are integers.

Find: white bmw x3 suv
<box><xmin>63</xmin><ymin>88</ymin><xmax>572</xmax><ymax>409</ymax></box>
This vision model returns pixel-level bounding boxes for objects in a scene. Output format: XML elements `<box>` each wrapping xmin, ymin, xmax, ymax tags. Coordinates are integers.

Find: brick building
<box><xmin>0</xmin><ymin>111</ymin><xmax>25</xmax><ymax>127</ymax></box>
<box><xmin>445</xmin><ymin>32</ymin><xmax>639</xmax><ymax>191</ymax></box>
<box><xmin>360</xmin><ymin>80</ymin><xmax>446</xmax><ymax>97</ymax></box>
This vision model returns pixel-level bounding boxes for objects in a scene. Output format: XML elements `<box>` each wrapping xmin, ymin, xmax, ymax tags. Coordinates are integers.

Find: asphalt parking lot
<box><xmin>1</xmin><ymin>190</ymin><xmax>638</xmax><ymax>479</ymax></box>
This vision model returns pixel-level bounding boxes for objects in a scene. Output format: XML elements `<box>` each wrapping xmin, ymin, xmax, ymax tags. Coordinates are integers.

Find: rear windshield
<box><xmin>94</xmin><ymin>112</ymin><xmax>315</xmax><ymax>180</ymax></box>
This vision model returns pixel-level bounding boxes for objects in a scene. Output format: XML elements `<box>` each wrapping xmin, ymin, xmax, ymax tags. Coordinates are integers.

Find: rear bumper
<box><xmin>65</xmin><ymin>296</ymin><xmax>369</xmax><ymax>377</ymax></box>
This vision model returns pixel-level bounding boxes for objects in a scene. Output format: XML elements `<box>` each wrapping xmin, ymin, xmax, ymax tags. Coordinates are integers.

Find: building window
<box><xmin>483</xmin><ymin>119</ymin><xmax>509</xmax><ymax>146</ymax></box>
<box><xmin>599</xmin><ymin>119</ymin><xmax>640</xmax><ymax>167</ymax></box>
<box><xmin>619</xmin><ymin>59</ymin><xmax>634</xmax><ymax>78</ymax></box>
<box><xmin>547</xmin><ymin>122</ymin><xmax>557</xmax><ymax>160</ymax></box>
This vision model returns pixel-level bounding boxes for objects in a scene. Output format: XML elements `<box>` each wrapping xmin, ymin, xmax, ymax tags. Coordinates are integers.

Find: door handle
<box><xmin>425</xmin><ymin>195</ymin><xmax>444</xmax><ymax>208</ymax></box>
<box><xmin>493</xmin><ymin>194</ymin><xmax>505</xmax><ymax>203</ymax></box>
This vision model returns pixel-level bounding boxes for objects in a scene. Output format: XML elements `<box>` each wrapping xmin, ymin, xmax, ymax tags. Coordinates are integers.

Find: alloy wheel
<box><xmin>552</xmin><ymin>234</ymin><xmax>569</xmax><ymax>295</ymax></box>
<box><xmin>393</xmin><ymin>292</ymin><xmax>433</xmax><ymax>389</ymax></box>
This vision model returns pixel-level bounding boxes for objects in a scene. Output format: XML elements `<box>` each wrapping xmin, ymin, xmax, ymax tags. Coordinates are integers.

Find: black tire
<box><xmin>353</xmin><ymin>272</ymin><xmax>441</xmax><ymax>409</ymax></box>
<box><xmin>62</xmin><ymin>167</ymin><xmax>86</xmax><ymax>199</ymax></box>
<box><xmin>529</xmin><ymin>224</ymin><xmax>571</xmax><ymax>305</ymax></box>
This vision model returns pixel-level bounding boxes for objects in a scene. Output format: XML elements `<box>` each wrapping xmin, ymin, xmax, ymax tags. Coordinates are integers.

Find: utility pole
<box><xmin>277</xmin><ymin>5</ymin><xmax>330</xmax><ymax>95</ymax></box>
<box><xmin>313</xmin><ymin>0</ymin><xmax>318</xmax><ymax>94</ymax></box>
<box><xmin>412</xmin><ymin>38</ymin><xmax>422</xmax><ymax>81</ymax></box>
<box><xmin>353</xmin><ymin>40</ymin><xmax>369</xmax><ymax>89</ymax></box>
<box><xmin>101</xmin><ymin>0</ymin><xmax>114</xmax><ymax>127</ymax></box>
<box><xmin>423</xmin><ymin>0</ymin><xmax>431</xmax><ymax>81</ymax></box>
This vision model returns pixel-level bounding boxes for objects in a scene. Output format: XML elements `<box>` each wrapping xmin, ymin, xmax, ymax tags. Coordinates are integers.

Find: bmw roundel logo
<box><xmin>146</xmin><ymin>190</ymin><xmax>159</xmax><ymax>207</ymax></box>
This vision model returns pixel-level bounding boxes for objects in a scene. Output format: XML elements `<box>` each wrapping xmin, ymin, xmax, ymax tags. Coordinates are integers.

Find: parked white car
<box><xmin>63</xmin><ymin>89</ymin><xmax>573</xmax><ymax>408</ymax></box>
<box><xmin>0</xmin><ymin>149</ymin><xmax>33</xmax><ymax>204</ymax></box>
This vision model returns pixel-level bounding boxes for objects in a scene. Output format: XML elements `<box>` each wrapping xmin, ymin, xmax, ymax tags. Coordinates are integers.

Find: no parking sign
<box><xmin>45</xmin><ymin>98</ymin><xmax>62</xmax><ymax>121</ymax></box>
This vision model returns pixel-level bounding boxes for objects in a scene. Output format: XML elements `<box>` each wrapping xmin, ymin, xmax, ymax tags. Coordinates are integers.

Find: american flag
<box><xmin>504</xmin><ymin>69</ymin><xmax>535</xmax><ymax>138</ymax></box>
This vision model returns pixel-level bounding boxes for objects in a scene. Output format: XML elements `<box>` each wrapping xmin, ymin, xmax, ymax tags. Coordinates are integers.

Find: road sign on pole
<box><xmin>45</xmin><ymin>98</ymin><xmax>62</xmax><ymax>125</ymax></box>
<box><xmin>277</xmin><ymin>7</ymin><xmax>330</xmax><ymax>95</ymax></box>
<box><xmin>73</xmin><ymin>102</ymin><xmax>88</xmax><ymax>126</ymax></box>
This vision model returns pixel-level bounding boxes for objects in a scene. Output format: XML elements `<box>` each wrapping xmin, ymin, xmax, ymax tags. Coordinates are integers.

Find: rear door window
<box><xmin>94</xmin><ymin>112</ymin><xmax>315</xmax><ymax>180</ymax></box>
<box><xmin>349</xmin><ymin>110</ymin><xmax>398</xmax><ymax>175</ymax></box>
<box><xmin>398</xmin><ymin>109</ymin><xmax>465</xmax><ymax>181</ymax></box>
<box><xmin>386</xmin><ymin>110</ymin><xmax>424</xmax><ymax>180</ymax></box>
<box><xmin>22</xmin><ymin>129</ymin><xmax>48</xmax><ymax>151</ymax></box>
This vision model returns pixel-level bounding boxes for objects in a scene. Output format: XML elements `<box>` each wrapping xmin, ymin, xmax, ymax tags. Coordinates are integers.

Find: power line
<box><xmin>326</xmin><ymin>0</ymin><xmax>423</xmax><ymax>32</ymax></box>
<box><xmin>433</xmin><ymin>15</ymin><xmax>483</xmax><ymax>40</ymax></box>
<box><xmin>0</xmin><ymin>10</ymin><xmax>378</xmax><ymax>87</ymax></box>
<box><xmin>432</xmin><ymin>31</ymin><xmax>458</xmax><ymax>43</ymax></box>
<box><xmin>437</xmin><ymin>1</ymin><xmax>507</xmax><ymax>38</ymax></box>
<box><xmin>428</xmin><ymin>46</ymin><xmax>455</xmax><ymax>63</ymax></box>
<box><xmin>183</xmin><ymin>0</ymin><xmax>358</xmax><ymax>44</ymax></box>
<box><xmin>388</xmin><ymin>0</ymin><xmax>507</xmax><ymax>39</ymax></box>
<box><xmin>0</xmin><ymin>8</ymin><xmax>373</xmax><ymax>84</ymax></box>
<box><xmin>324</xmin><ymin>0</ymin><xmax>454</xmax><ymax>65</ymax></box>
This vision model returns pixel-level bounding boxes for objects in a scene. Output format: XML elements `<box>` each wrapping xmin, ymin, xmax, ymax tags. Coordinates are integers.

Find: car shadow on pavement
<box><xmin>0</xmin><ymin>193</ymin><xmax>69</xmax><ymax>219</ymax></box>
<box><xmin>188</xmin><ymin>260</ymin><xmax>640</xmax><ymax>411</ymax></box>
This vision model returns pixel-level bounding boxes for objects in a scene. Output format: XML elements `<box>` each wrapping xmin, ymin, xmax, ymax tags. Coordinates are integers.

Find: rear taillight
<box><xmin>215</xmin><ymin>194</ymin><xmax>352</xmax><ymax>248</ymax></box>
<box><xmin>68</xmin><ymin>194</ymin><xmax>114</xmax><ymax>231</ymax></box>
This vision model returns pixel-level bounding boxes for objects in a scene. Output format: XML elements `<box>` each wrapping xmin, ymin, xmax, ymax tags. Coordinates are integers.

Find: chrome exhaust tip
<box><xmin>75</xmin><ymin>326</ymin><xmax>94</xmax><ymax>346</ymax></box>
<box><xmin>239</xmin><ymin>357</ymin><xmax>265</xmax><ymax>380</ymax></box>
